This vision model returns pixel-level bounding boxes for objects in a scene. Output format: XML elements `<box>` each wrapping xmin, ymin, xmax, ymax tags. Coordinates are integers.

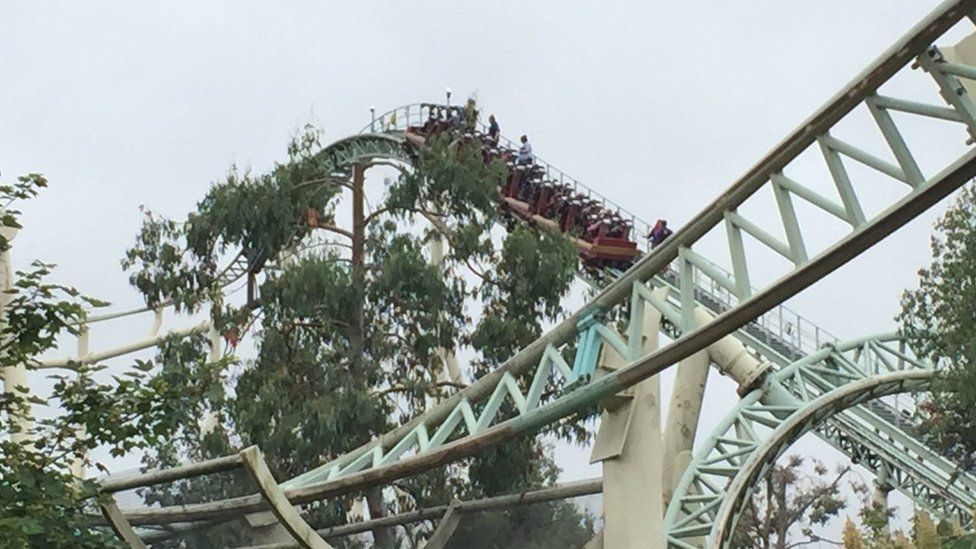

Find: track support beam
<box><xmin>591</xmin><ymin>286</ymin><xmax>664</xmax><ymax>549</ymax></box>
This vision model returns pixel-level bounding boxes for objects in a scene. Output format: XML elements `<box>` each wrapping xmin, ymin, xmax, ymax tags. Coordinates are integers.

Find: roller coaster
<box><xmin>21</xmin><ymin>1</ymin><xmax>976</xmax><ymax>547</ymax></box>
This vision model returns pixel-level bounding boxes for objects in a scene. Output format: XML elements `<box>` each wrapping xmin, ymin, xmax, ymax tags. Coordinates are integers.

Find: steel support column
<box><xmin>0</xmin><ymin>227</ymin><xmax>30</xmax><ymax>443</ymax></box>
<box><xmin>430</xmin><ymin>233</ymin><xmax>462</xmax><ymax>385</ymax></box>
<box><xmin>591</xmin><ymin>286</ymin><xmax>665</xmax><ymax>548</ymax></box>
<box><xmin>661</xmin><ymin>347</ymin><xmax>709</xmax><ymax>505</ymax></box>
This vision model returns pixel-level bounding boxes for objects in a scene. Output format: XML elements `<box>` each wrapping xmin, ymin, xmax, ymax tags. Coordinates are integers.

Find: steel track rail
<box><xmin>94</xmin><ymin>2</ymin><xmax>976</xmax><ymax>536</ymax></box>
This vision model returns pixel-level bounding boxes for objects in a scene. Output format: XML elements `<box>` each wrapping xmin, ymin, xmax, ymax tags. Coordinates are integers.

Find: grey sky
<box><xmin>1</xmin><ymin>1</ymin><xmax>947</xmax><ymax>328</ymax></box>
<box><xmin>2</xmin><ymin>0</ymin><xmax>967</xmax><ymax>538</ymax></box>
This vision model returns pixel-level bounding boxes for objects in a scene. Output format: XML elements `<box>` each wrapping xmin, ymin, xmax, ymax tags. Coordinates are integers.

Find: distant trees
<box><xmin>732</xmin><ymin>452</ymin><xmax>976</xmax><ymax>549</ymax></box>
<box><xmin>840</xmin><ymin>509</ymin><xmax>976</xmax><ymax>548</ymax></box>
<box><xmin>732</xmin><ymin>455</ymin><xmax>849</xmax><ymax>548</ymax></box>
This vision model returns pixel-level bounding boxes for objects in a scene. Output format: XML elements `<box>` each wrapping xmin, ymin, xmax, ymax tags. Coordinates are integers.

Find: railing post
<box><xmin>370</xmin><ymin>106</ymin><xmax>376</xmax><ymax>133</ymax></box>
<box><xmin>796</xmin><ymin>317</ymin><xmax>802</xmax><ymax>349</ymax></box>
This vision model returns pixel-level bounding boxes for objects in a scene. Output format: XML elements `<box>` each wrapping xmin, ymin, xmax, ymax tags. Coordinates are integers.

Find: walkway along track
<box><xmin>100</xmin><ymin>0</ymin><xmax>976</xmax><ymax>536</ymax></box>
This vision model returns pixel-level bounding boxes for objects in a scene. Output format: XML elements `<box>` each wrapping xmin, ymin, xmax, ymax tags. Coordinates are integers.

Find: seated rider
<box><xmin>421</xmin><ymin>110</ymin><xmax>437</xmax><ymax>134</ymax></box>
<box><xmin>517</xmin><ymin>135</ymin><xmax>533</xmax><ymax>165</ymax></box>
<box><xmin>648</xmin><ymin>219</ymin><xmax>674</xmax><ymax>248</ymax></box>
<box><xmin>448</xmin><ymin>109</ymin><xmax>462</xmax><ymax>130</ymax></box>
<box><xmin>488</xmin><ymin>114</ymin><xmax>500</xmax><ymax>145</ymax></box>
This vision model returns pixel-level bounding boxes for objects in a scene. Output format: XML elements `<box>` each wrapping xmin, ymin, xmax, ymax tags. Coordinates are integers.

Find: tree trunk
<box><xmin>365</xmin><ymin>486</ymin><xmax>395</xmax><ymax>548</ymax></box>
<box><xmin>774</xmin><ymin>473</ymin><xmax>788</xmax><ymax>549</ymax></box>
<box><xmin>351</xmin><ymin>164</ymin><xmax>395</xmax><ymax>548</ymax></box>
<box><xmin>762</xmin><ymin>475</ymin><xmax>772</xmax><ymax>549</ymax></box>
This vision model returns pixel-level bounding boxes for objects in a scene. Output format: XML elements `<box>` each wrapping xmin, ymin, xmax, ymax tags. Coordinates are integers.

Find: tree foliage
<box><xmin>842</xmin><ymin>508</ymin><xmax>976</xmax><ymax>549</ymax></box>
<box><xmin>0</xmin><ymin>173</ymin><xmax>227</xmax><ymax>548</ymax></box>
<box><xmin>732</xmin><ymin>453</ymin><xmax>976</xmax><ymax>549</ymax></box>
<box><xmin>124</xmin><ymin>124</ymin><xmax>592</xmax><ymax>547</ymax></box>
<box><xmin>732</xmin><ymin>455</ymin><xmax>849</xmax><ymax>549</ymax></box>
<box><xmin>899</xmin><ymin>183</ymin><xmax>976</xmax><ymax>468</ymax></box>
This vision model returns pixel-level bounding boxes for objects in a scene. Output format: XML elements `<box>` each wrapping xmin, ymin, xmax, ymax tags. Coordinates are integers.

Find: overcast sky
<box><xmin>3</xmin><ymin>0</ymin><xmax>971</xmax><ymax>539</ymax></box>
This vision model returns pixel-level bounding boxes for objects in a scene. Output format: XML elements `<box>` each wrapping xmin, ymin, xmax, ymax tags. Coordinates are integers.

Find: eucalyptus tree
<box><xmin>124</xmin><ymin>128</ymin><xmax>592</xmax><ymax>546</ymax></box>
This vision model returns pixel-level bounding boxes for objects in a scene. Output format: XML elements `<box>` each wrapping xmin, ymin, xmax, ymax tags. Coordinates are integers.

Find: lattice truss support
<box><xmin>647</xmin><ymin>287</ymin><xmax>976</xmax><ymax>507</ymax></box>
<box><xmin>661</xmin><ymin>336</ymin><xmax>951</xmax><ymax>548</ymax></box>
<box><xmin>258</xmin><ymin>3</ymin><xmax>976</xmax><ymax>504</ymax></box>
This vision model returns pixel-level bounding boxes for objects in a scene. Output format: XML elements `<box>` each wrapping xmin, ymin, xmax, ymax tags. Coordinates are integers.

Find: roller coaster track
<box><xmin>120</xmin><ymin>335</ymin><xmax>937</xmax><ymax>548</ymax></box>
<box><xmin>664</xmin><ymin>334</ymin><xmax>938</xmax><ymax>548</ymax></box>
<box><xmin>95</xmin><ymin>0</ymin><xmax>976</xmax><ymax>544</ymax></box>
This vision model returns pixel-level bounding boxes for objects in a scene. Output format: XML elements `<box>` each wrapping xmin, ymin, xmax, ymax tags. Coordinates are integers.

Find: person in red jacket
<box><xmin>648</xmin><ymin>219</ymin><xmax>673</xmax><ymax>249</ymax></box>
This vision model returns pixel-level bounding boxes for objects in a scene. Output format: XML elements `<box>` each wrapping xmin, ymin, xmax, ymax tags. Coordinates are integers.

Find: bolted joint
<box><xmin>735</xmin><ymin>360</ymin><xmax>771</xmax><ymax>397</ymax></box>
<box><xmin>705</xmin><ymin>328</ymin><xmax>771</xmax><ymax>396</ymax></box>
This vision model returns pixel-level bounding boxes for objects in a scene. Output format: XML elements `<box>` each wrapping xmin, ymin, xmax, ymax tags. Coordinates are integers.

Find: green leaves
<box><xmin>124</xmin><ymin>122</ymin><xmax>589</xmax><ymax>546</ymax></box>
<box><xmin>472</xmin><ymin>225</ymin><xmax>577</xmax><ymax>366</ymax></box>
<box><xmin>0</xmin><ymin>170</ymin><xmax>240</xmax><ymax>547</ymax></box>
<box><xmin>122</xmin><ymin>125</ymin><xmax>342</xmax><ymax>314</ymax></box>
<box><xmin>0</xmin><ymin>173</ymin><xmax>47</xmax><ymax>251</ymax></box>
<box><xmin>0</xmin><ymin>438</ymin><xmax>122</xmax><ymax>548</ymax></box>
<box><xmin>0</xmin><ymin>260</ymin><xmax>100</xmax><ymax>370</ymax></box>
<box><xmin>898</xmin><ymin>182</ymin><xmax>976</xmax><ymax>468</ymax></box>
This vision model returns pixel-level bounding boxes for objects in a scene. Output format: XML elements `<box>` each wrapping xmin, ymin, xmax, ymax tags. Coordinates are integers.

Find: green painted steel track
<box><xmin>107</xmin><ymin>1</ymin><xmax>976</xmax><ymax>542</ymax></box>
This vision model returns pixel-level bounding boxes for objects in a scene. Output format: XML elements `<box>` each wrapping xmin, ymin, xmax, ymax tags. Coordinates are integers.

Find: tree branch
<box><xmin>786</xmin><ymin>535</ymin><xmax>841</xmax><ymax>548</ymax></box>
<box><xmin>783</xmin><ymin>466</ymin><xmax>850</xmax><ymax>528</ymax></box>
<box><xmin>364</xmin><ymin>205</ymin><xmax>445</xmax><ymax>227</ymax></box>
<box><xmin>315</xmin><ymin>223</ymin><xmax>353</xmax><ymax>241</ymax></box>
<box><xmin>375</xmin><ymin>380</ymin><xmax>468</xmax><ymax>398</ymax></box>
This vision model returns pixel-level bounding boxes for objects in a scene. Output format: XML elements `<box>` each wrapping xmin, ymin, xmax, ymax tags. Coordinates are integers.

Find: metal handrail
<box><xmin>362</xmin><ymin>103</ymin><xmax>653</xmax><ymax>242</ymax></box>
<box><xmin>364</xmin><ymin>103</ymin><xmax>838</xmax><ymax>357</ymax></box>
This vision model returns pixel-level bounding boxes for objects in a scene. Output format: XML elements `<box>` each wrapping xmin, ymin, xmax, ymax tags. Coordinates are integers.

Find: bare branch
<box><xmin>315</xmin><ymin>223</ymin><xmax>354</xmax><ymax>241</ymax></box>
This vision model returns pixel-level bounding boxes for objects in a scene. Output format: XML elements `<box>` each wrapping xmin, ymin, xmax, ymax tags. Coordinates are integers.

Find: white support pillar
<box><xmin>70</xmin><ymin>325</ymin><xmax>90</xmax><ymax>478</ymax></box>
<box><xmin>0</xmin><ymin>227</ymin><xmax>31</xmax><ymax>444</ymax></box>
<box><xmin>662</xmin><ymin>307</ymin><xmax>769</xmax><ymax>503</ymax></box>
<box><xmin>198</xmin><ymin>327</ymin><xmax>222</xmax><ymax>436</ymax></box>
<box><xmin>429</xmin><ymin>234</ymin><xmax>462</xmax><ymax>385</ymax></box>
<box><xmin>661</xmin><ymin>348</ymin><xmax>708</xmax><ymax>504</ymax></box>
<box><xmin>590</xmin><ymin>286</ymin><xmax>666</xmax><ymax>549</ymax></box>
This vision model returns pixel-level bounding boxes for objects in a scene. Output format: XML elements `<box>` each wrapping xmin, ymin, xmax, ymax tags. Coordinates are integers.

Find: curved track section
<box><xmin>662</xmin><ymin>335</ymin><xmax>943</xmax><ymax>547</ymax></box>
<box><xmin>708</xmin><ymin>370</ymin><xmax>933</xmax><ymax>548</ymax></box>
<box><xmin>105</xmin><ymin>1</ymin><xmax>976</xmax><ymax>531</ymax></box>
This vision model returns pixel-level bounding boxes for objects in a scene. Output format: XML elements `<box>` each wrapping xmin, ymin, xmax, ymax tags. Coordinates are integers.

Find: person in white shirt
<box><xmin>517</xmin><ymin>135</ymin><xmax>533</xmax><ymax>165</ymax></box>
